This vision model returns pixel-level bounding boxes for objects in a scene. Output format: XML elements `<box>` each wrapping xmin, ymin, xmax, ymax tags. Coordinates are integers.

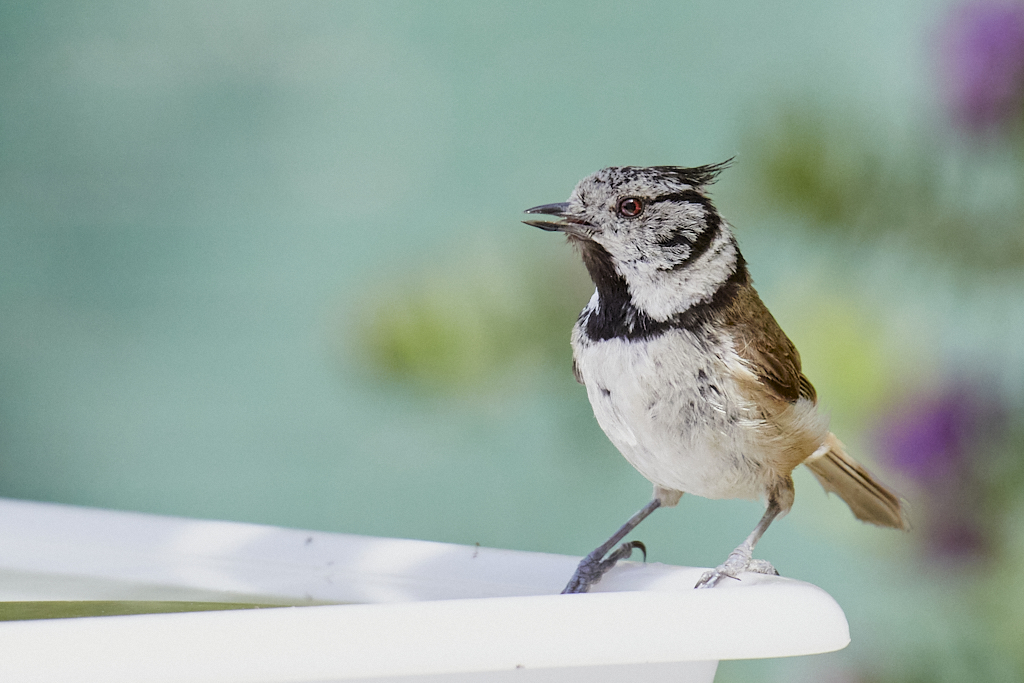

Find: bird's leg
<box><xmin>562</xmin><ymin>498</ymin><xmax>661</xmax><ymax>594</ymax></box>
<box><xmin>695</xmin><ymin>497</ymin><xmax>782</xmax><ymax>589</ymax></box>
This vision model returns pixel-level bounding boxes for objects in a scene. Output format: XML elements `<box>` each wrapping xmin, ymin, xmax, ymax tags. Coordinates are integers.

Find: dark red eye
<box><xmin>617</xmin><ymin>197</ymin><xmax>643</xmax><ymax>217</ymax></box>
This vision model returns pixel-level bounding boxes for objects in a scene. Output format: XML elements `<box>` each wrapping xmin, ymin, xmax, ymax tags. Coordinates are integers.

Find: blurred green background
<box><xmin>4</xmin><ymin>1</ymin><xmax>1024</xmax><ymax>680</ymax></box>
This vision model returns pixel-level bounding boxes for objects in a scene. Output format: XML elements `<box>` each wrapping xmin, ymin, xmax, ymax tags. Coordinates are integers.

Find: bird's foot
<box><xmin>561</xmin><ymin>540</ymin><xmax>647</xmax><ymax>594</ymax></box>
<box><xmin>694</xmin><ymin>546</ymin><xmax>778</xmax><ymax>589</ymax></box>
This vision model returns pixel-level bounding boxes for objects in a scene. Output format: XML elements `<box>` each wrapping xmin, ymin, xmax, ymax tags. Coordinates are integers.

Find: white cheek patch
<box><xmin>616</xmin><ymin>227</ymin><xmax>739</xmax><ymax>322</ymax></box>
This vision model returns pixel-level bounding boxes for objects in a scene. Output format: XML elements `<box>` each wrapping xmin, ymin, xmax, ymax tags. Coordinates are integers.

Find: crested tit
<box><xmin>525</xmin><ymin>162</ymin><xmax>908</xmax><ymax>594</ymax></box>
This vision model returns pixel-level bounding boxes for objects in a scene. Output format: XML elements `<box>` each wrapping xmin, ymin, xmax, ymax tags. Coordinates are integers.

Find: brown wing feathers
<box><xmin>720</xmin><ymin>285</ymin><xmax>806</xmax><ymax>405</ymax></box>
<box><xmin>719</xmin><ymin>286</ymin><xmax>908</xmax><ymax>529</ymax></box>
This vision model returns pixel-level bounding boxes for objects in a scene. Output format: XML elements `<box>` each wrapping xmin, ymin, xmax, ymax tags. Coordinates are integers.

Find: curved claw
<box><xmin>631</xmin><ymin>540</ymin><xmax>648</xmax><ymax>562</ymax></box>
<box><xmin>695</xmin><ymin>567</ymin><xmax>741</xmax><ymax>589</ymax></box>
<box><xmin>561</xmin><ymin>540</ymin><xmax>648</xmax><ymax>594</ymax></box>
<box><xmin>695</xmin><ymin>553</ymin><xmax>779</xmax><ymax>589</ymax></box>
<box><xmin>604</xmin><ymin>540</ymin><xmax>647</xmax><ymax>565</ymax></box>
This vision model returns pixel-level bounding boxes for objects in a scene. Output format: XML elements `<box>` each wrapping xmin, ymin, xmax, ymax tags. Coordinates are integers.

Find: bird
<box><xmin>523</xmin><ymin>161</ymin><xmax>908</xmax><ymax>594</ymax></box>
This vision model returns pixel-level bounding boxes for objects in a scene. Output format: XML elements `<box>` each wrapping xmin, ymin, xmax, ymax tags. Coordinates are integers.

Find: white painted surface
<box><xmin>0</xmin><ymin>498</ymin><xmax>849</xmax><ymax>682</ymax></box>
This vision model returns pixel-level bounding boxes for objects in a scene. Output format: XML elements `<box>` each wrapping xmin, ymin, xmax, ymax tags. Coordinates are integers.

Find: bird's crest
<box><xmin>647</xmin><ymin>158</ymin><xmax>734</xmax><ymax>188</ymax></box>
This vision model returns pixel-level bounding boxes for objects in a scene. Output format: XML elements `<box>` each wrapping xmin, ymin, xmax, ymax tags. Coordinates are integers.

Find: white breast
<box><xmin>571</xmin><ymin>323</ymin><xmax>785</xmax><ymax>501</ymax></box>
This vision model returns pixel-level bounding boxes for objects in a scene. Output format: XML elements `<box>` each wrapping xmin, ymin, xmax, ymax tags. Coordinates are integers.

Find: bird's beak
<box><xmin>523</xmin><ymin>202</ymin><xmax>591</xmax><ymax>236</ymax></box>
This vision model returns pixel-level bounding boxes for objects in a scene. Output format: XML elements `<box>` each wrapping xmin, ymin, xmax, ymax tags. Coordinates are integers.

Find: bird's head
<box><xmin>525</xmin><ymin>161</ymin><xmax>742</xmax><ymax>320</ymax></box>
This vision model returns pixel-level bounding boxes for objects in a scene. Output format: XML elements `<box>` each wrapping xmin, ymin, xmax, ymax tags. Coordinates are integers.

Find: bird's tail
<box><xmin>804</xmin><ymin>433</ymin><xmax>909</xmax><ymax>530</ymax></box>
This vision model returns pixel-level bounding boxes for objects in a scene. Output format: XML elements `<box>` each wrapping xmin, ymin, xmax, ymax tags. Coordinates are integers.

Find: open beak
<box><xmin>523</xmin><ymin>202</ymin><xmax>591</xmax><ymax>236</ymax></box>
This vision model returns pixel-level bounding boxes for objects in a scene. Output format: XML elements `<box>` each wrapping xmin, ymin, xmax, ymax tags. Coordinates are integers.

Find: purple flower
<box><xmin>877</xmin><ymin>386</ymin><xmax>991</xmax><ymax>481</ymax></box>
<box><xmin>876</xmin><ymin>382</ymin><xmax>1008</xmax><ymax>561</ymax></box>
<box><xmin>940</xmin><ymin>2</ymin><xmax>1024</xmax><ymax>132</ymax></box>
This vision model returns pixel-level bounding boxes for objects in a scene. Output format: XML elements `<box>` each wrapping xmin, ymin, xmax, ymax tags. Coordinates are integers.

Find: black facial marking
<box><xmin>649</xmin><ymin>190</ymin><xmax>712</xmax><ymax>209</ymax></box>
<box><xmin>576</xmin><ymin>237</ymin><xmax>750</xmax><ymax>342</ymax></box>
<box><xmin>651</xmin><ymin>191</ymin><xmax>723</xmax><ymax>271</ymax></box>
<box><xmin>574</xmin><ymin>239</ymin><xmax>636</xmax><ymax>340</ymax></box>
<box><xmin>673</xmin><ymin>212</ymin><xmax>722</xmax><ymax>269</ymax></box>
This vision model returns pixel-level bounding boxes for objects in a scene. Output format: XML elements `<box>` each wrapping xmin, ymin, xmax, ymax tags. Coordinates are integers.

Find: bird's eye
<box><xmin>617</xmin><ymin>197</ymin><xmax>643</xmax><ymax>218</ymax></box>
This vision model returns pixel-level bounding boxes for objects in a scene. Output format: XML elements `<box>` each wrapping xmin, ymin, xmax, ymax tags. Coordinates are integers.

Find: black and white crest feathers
<box><xmin>646</xmin><ymin>159</ymin><xmax>733</xmax><ymax>188</ymax></box>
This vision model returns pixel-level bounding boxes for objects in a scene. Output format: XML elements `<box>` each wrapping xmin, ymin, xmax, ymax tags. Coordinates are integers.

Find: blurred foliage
<box><xmin>778</xmin><ymin>295</ymin><xmax>896</xmax><ymax>427</ymax></box>
<box><xmin>744</xmin><ymin>106</ymin><xmax>884</xmax><ymax>227</ymax></box>
<box><xmin>747</xmin><ymin>7</ymin><xmax>1024</xmax><ymax>681</ymax></box>
<box><xmin>742</xmin><ymin>105</ymin><xmax>1024</xmax><ymax>272</ymax></box>
<box><xmin>350</xmin><ymin>239</ymin><xmax>592</xmax><ymax>393</ymax></box>
<box><xmin>738</xmin><ymin>6</ymin><xmax>1024</xmax><ymax>679</ymax></box>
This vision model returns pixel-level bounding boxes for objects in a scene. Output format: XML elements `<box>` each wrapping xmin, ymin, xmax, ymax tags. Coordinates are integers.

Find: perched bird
<box><xmin>524</xmin><ymin>162</ymin><xmax>908</xmax><ymax>594</ymax></box>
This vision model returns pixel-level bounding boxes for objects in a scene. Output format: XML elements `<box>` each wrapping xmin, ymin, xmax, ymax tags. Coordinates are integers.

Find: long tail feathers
<box><xmin>804</xmin><ymin>433</ymin><xmax>910</xmax><ymax>531</ymax></box>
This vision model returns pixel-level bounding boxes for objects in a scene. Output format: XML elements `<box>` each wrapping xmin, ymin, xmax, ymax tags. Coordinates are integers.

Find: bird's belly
<box><xmin>573</xmin><ymin>331</ymin><xmax>771</xmax><ymax>500</ymax></box>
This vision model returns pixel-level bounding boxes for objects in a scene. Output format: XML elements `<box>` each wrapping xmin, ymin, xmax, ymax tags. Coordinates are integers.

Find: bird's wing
<box><xmin>722</xmin><ymin>288</ymin><xmax>816</xmax><ymax>405</ymax></box>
